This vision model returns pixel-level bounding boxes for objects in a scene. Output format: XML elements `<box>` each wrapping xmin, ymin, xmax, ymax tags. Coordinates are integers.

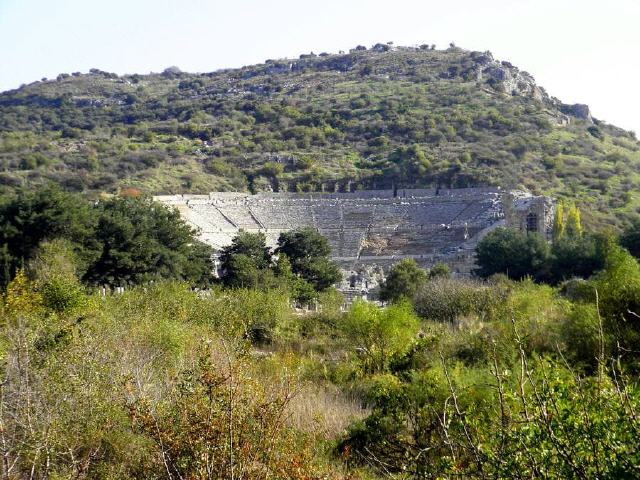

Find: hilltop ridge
<box><xmin>0</xmin><ymin>44</ymin><xmax>638</xmax><ymax>227</ymax></box>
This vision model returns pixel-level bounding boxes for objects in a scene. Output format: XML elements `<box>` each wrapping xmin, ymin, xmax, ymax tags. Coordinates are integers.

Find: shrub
<box><xmin>413</xmin><ymin>278</ymin><xmax>499</xmax><ymax>323</ymax></box>
<box><xmin>128</xmin><ymin>344</ymin><xmax>321</xmax><ymax>479</ymax></box>
<box><xmin>340</xmin><ymin>300</ymin><xmax>420</xmax><ymax>373</ymax></box>
<box><xmin>341</xmin><ymin>349</ymin><xmax>640</xmax><ymax>478</ymax></box>
<box><xmin>592</xmin><ymin>246</ymin><xmax>640</xmax><ymax>361</ymax></box>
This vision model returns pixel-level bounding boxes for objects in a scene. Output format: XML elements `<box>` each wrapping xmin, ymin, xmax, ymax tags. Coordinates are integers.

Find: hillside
<box><xmin>1</xmin><ymin>43</ymin><xmax>638</xmax><ymax>227</ymax></box>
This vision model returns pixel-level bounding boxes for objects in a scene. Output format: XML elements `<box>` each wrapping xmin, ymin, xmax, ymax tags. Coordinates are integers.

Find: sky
<box><xmin>1</xmin><ymin>0</ymin><xmax>638</xmax><ymax>133</ymax></box>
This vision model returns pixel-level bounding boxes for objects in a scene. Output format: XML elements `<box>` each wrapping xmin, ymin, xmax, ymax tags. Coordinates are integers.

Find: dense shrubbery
<box><xmin>413</xmin><ymin>276</ymin><xmax>501</xmax><ymax>322</ymax></box>
<box><xmin>0</xmin><ymin>269</ymin><xmax>344</xmax><ymax>478</ymax></box>
<box><xmin>2</xmin><ymin>230</ymin><xmax>640</xmax><ymax>478</ymax></box>
<box><xmin>337</xmin><ymin>247</ymin><xmax>640</xmax><ymax>477</ymax></box>
<box><xmin>341</xmin><ymin>354</ymin><xmax>640</xmax><ymax>478</ymax></box>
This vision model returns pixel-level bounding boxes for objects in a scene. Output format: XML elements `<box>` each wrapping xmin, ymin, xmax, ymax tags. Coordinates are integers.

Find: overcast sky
<box><xmin>1</xmin><ymin>0</ymin><xmax>638</xmax><ymax>133</ymax></box>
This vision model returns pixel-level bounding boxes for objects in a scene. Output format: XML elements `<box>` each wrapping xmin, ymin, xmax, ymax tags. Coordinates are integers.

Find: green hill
<box><xmin>1</xmin><ymin>44</ymin><xmax>638</xmax><ymax>227</ymax></box>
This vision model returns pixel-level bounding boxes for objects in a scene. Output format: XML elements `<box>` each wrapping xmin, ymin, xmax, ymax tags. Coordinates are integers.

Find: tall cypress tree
<box><xmin>565</xmin><ymin>203</ymin><xmax>583</xmax><ymax>238</ymax></box>
<box><xmin>553</xmin><ymin>201</ymin><xmax>565</xmax><ymax>240</ymax></box>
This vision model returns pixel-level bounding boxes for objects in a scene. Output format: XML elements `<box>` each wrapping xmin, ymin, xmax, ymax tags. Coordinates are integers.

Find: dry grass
<box><xmin>287</xmin><ymin>383</ymin><xmax>369</xmax><ymax>440</ymax></box>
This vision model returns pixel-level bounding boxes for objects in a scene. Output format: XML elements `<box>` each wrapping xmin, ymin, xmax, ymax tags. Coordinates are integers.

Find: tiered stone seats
<box><xmin>187</xmin><ymin>203</ymin><xmax>236</xmax><ymax>231</ymax></box>
<box><xmin>155</xmin><ymin>188</ymin><xmax>504</xmax><ymax>262</ymax></box>
<box><xmin>200</xmin><ymin>232</ymin><xmax>235</xmax><ymax>249</ymax></box>
<box><xmin>216</xmin><ymin>205</ymin><xmax>262</xmax><ymax>229</ymax></box>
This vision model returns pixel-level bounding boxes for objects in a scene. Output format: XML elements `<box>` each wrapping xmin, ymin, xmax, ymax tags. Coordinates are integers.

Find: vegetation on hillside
<box><xmin>1</xmin><ymin>45</ymin><xmax>639</xmax><ymax>227</ymax></box>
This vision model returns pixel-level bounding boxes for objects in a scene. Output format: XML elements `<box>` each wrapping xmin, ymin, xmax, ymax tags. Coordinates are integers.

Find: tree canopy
<box><xmin>475</xmin><ymin>225</ymin><xmax>609</xmax><ymax>284</ymax></box>
<box><xmin>620</xmin><ymin>216</ymin><xmax>640</xmax><ymax>259</ymax></box>
<box><xmin>85</xmin><ymin>196</ymin><xmax>214</xmax><ymax>287</ymax></box>
<box><xmin>218</xmin><ymin>228</ymin><xmax>342</xmax><ymax>302</ymax></box>
<box><xmin>474</xmin><ymin>227</ymin><xmax>550</xmax><ymax>280</ymax></box>
<box><xmin>276</xmin><ymin>227</ymin><xmax>342</xmax><ymax>291</ymax></box>
<box><xmin>379</xmin><ymin>258</ymin><xmax>428</xmax><ymax>302</ymax></box>
<box><xmin>219</xmin><ymin>231</ymin><xmax>274</xmax><ymax>288</ymax></box>
<box><xmin>0</xmin><ymin>187</ymin><xmax>214</xmax><ymax>288</ymax></box>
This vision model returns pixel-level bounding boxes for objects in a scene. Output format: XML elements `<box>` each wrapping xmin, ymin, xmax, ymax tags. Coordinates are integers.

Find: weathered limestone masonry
<box><xmin>155</xmin><ymin>188</ymin><xmax>553</xmax><ymax>295</ymax></box>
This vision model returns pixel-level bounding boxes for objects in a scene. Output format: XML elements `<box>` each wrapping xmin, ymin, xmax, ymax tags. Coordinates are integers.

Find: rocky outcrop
<box><xmin>476</xmin><ymin>55</ymin><xmax>546</xmax><ymax>102</ymax></box>
<box><xmin>560</xmin><ymin>103</ymin><xmax>592</xmax><ymax>122</ymax></box>
<box><xmin>472</xmin><ymin>54</ymin><xmax>592</xmax><ymax>124</ymax></box>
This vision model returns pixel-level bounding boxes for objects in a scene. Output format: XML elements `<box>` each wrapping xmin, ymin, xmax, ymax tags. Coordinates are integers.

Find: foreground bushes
<box><xmin>412</xmin><ymin>277</ymin><xmax>503</xmax><ymax>323</ymax></box>
<box><xmin>129</xmin><ymin>345</ymin><xmax>319</xmax><ymax>479</ymax></box>
<box><xmin>0</xmin><ymin>273</ymin><xmax>344</xmax><ymax>478</ymax></box>
<box><xmin>341</xmin><ymin>353</ymin><xmax>640</xmax><ymax>478</ymax></box>
<box><xmin>2</xmin><ymin>243</ymin><xmax>640</xmax><ymax>478</ymax></box>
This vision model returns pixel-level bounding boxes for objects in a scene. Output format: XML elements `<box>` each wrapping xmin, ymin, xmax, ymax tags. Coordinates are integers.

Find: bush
<box><xmin>592</xmin><ymin>246</ymin><xmax>640</xmax><ymax>362</ymax></box>
<box><xmin>129</xmin><ymin>343</ymin><xmax>321</xmax><ymax>479</ymax></box>
<box><xmin>341</xmin><ymin>348</ymin><xmax>640</xmax><ymax>478</ymax></box>
<box><xmin>413</xmin><ymin>278</ymin><xmax>499</xmax><ymax>323</ymax></box>
<box><xmin>340</xmin><ymin>300</ymin><xmax>420</xmax><ymax>373</ymax></box>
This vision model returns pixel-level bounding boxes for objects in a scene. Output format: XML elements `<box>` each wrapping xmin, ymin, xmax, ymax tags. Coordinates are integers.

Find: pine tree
<box><xmin>565</xmin><ymin>203</ymin><xmax>583</xmax><ymax>238</ymax></box>
<box><xmin>553</xmin><ymin>201</ymin><xmax>565</xmax><ymax>240</ymax></box>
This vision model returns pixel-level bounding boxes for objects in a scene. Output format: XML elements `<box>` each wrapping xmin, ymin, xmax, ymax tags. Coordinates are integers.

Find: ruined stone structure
<box><xmin>504</xmin><ymin>191</ymin><xmax>554</xmax><ymax>240</ymax></box>
<box><xmin>155</xmin><ymin>188</ymin><xmax>552</xmax><ymax>297</ymax></box>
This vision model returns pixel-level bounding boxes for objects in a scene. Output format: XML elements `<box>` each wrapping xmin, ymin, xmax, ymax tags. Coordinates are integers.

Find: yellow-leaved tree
<box><xmin>565</xmin><ymin>203</ymin><xmax>583</xmax><ymax>238</ymax></box>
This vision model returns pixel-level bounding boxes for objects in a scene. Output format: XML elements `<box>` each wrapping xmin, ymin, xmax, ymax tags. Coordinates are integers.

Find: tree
<box><xmin>0</xmin><ymin>188</ymin><xmax>214</xmax><ymax>289</ymax></box>
<box><xmin>276</xmin><ymin>228</ymin><xmax>341</xmax><ymax>291</ymax></box>
<box><xmin>86</xmin><ymin>196</ymin><xmax>214</xmax><ymax>287</ymax></box>
<box><xmin>0</xmin><ymin>185</ymin><xmax>99</xmax><ymax>286</ymax></box>
<box><xmin>553</xmin><ymin>201</ymin><xmax>565</xmax><ymax>240</ymax></box>
<box><xmin>475</xmin><ymin>228</ymin><xmax>550</xmax><ymax>280</ymax></box>
<box><xmin>565</xmin><ymin>203</ymin><xmax>583</xmax><ymax>238</ymax></box>
<box><xmin>428</xmin><ymin>262</ymin><xmax>450</xmax><ymax>280</ymax></box>
<box><xmin>387</xmin><ymin>144</ymin><xmax>431</xmax><ymax>185</ymax></box>
<box><xmin>548</xmin><ymin>233</ymin><xmax>608</xmax><ymax>283</ymax></box>
<box><xmin>219</xmin><ymin>231</ymin><xmax>272</xmax><ymax>288</ymax></box>
<box><xmin>379</xmin><ymin>259</ymin><xmax>427</xmax><ymax>302</ymax></box>
<box><xmin>620</xmin><ymin>215</ymin><xmax>640</xmax><ymax>259</ymax></box>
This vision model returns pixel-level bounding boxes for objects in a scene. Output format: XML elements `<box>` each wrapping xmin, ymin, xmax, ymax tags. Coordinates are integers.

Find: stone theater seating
<box><xmin>155</xmin><ymin>188</ymin><xmax>510</xmax><ymax>275</ymax></box>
